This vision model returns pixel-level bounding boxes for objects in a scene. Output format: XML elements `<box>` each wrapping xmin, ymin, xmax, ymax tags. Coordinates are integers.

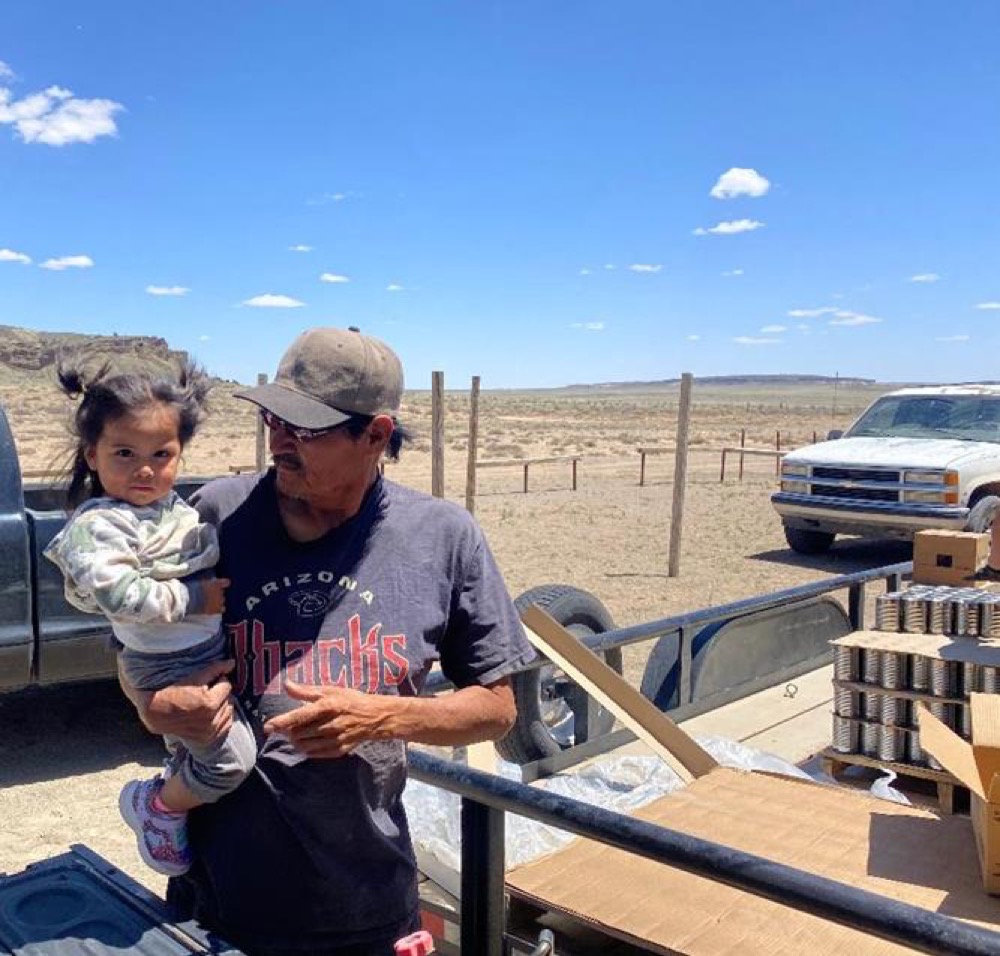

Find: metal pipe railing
<box><xmin>409</xmin><ymin>750</ymin><xmax>1000</xmax><ymax>956</ymax></box>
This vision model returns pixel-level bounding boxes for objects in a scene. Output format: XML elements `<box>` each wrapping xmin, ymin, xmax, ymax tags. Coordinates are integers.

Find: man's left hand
<box><xmin>263</xmin><ymin>681</ymin><xmax>393</xmax><ymax>757</ymax></box>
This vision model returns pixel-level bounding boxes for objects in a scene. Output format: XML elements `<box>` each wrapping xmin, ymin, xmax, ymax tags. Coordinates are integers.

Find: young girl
<box><xmin>44</xmin><ymin>361</ymin><xmax>256</xmax><ymax>877</ymax></box>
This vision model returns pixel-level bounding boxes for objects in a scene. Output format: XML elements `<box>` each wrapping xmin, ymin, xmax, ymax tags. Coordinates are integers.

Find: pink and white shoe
<box><xmin>118</xmin><ymin>778</ymin><xmax>192</xmax><ymax>876</ymax></box>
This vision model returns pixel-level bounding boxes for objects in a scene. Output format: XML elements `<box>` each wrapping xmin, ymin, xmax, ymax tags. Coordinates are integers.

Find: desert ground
<box><xmin>0</xmin><ymin>377</ymin><xmax>911</xmax><ymax>899</ymax></box>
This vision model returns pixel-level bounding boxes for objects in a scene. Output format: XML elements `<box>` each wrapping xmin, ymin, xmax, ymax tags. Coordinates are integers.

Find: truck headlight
<box><xmin>903</xmin><ymin>490</ymin><xmax>947</xmax><ymax>504</ymax></box>
<box><xmin>781</xmin><ymin>480</ymin><xmax>809</xmax><ymax>493</ymax></box>
<box><xmin>903</xmin><ymin>469</ymin><xmax>959</xmax><ymax>486</ymax></box>
<box><xmin>781</xmin><ymin>463</ymin><xmax>809</xmax><ymax>478</ymax></box>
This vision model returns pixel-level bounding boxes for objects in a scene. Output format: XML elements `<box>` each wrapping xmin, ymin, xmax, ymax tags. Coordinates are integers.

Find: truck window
<box><xmin>847</xmin><ymin>395</ymin><xmax>1000</xmax><ymax>443</ymax></box>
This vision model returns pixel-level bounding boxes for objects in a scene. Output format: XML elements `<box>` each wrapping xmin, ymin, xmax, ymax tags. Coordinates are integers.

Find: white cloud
<box><xmin>40</xmin><ymin>254</ymin><xmax>93</xmax><ymax>270</ymax></box>
<box><xmin>306</xmin><ymin>191</ymin><xmax>351</xmax><ymax>206</ymax></box>
<box><xmin>733</xmin><ymin>336</ymin><xmax>780</xmax><ymax>346</ymax></box>
<box><xmin>242</xmin><ymin>293</ymin><xmax>305</xmax><ymax>308</ymax></box>
<box><xmin>146</xmin><ymin>285</ymin><xmax>189</xmax><ymax>296</ymax></box>
<box><xmin>936</xmin><ymin>334</ymin><xmax>970</xmax><ymax>342</ymax></box>
<box><xmin>603</xmin><ymin>263</ymin><xmax>616</xmax><ymax>270</ymax></box>
<box><xmin>627</xmin><ymin>263</ymin><xmax>663</xmax><ymax>273</ymax></box>
<box><xmin>829</xmin><ymin>310</ymin><xmax>882</xmax><ymax>327</ymax></box>
<box><xmin>686</xmin><ymin>334</ymin><xmax>700</xmax><ymax>341</ymax></box>
<box><xmin>198</xmin><ymin>335</ymin><xmax>211</xmax><ymax>342</ymax></box>
<box><xmin>289</xmin><ymin>244</ymin><xmax>313</xmax><ymax>252</ymax></box>
<box><xmin>797</xmin><ymin>324</ymin><xmax>810</xmax><ymax>332</ymax></box>
<box><xmin>0</xmin><ymin>62</ymin><xmax>14</xmax><ymax>81</ymax></box>
<box><xmin>760</xmin><ymin>324</ymin><xmax>786</xmax><ymax>333</ymax></box>
<box><xmin>710</xmin><ymin>167</ymin><xmax>770</xmax><ymax>199</ymax></box>
<box><xmin>693</xmin><ymin>219</ymin><xmax>764</xmax><ymax>236</ymax></box>
<box><xmin>578</xmin><ymin>268</ymin><xmax>592</xmax><ymax>275</ymax></box>
<box><xmin>788</xmin><ymin>306</ymin><xmax>838</xmax><ymax>318</ymax></box>
<box><xmin>722</xmin><ymin>268</ymin><xmax>744</xmax><ymax>277</ymax></box>
<box><xmin>0</xmin><ymin>248</ymin><xmax>31</xmax><ymax>264</ymax></box>
<box><xmin>320</xmin><ymin>273</ymin><xmax>350</xmax><ymax>283</ymax></box>
<box><xmin>976</xmin><ymin>302</ymin><xmax>1000</xmax><ymax>310</ymax></box>
<box><xmin>0</xmin><ymin>82</ymin><xmax>123</xmax><ymax>146</ymax></box>
<box><xmin>909</xmin><ymin>273</ymin><xmax>940</xmax><ymax>283</ymax></box>
<box><xmin>571</xmin><ymin>321</ymin><xmax>605</xmax><ymax>331</ymax></box>
<box><xmin>386</xmin><ymin>283</ymin><xmax>405</xmax><ymax>292</ymax></box>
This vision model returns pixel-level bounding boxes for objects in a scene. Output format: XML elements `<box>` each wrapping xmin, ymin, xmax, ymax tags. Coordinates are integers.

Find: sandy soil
<box><xmin>0</xmin><ymin>379</ymin><xmax>909</xmax><ymax>897</ymax></box>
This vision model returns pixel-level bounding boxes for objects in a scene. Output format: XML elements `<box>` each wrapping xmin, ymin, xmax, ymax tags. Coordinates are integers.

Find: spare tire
<box><xmin>495</xmin><ymin>584</ymin><xmax>622</xmax><ymax>765</ymax></box>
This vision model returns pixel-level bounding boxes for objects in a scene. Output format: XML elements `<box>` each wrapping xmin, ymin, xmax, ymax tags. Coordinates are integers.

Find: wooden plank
<box><xmin>520</xmin><ymin>605</ymin><xmax>718</xmax><ymax>783</ymax></box>
<box><xmin>478</xmin><ymin>455</ymin><xmax>582</xmax><ymax>468</ymax></box>
<box><xmin>668</xmin><ymin>372</ymin><xmax>692</xmax><ymax>578</ymax></box>
<box><xmin>464</xmin><ymin>375</ymin><xmax>480</xmax><ymax>515</ymax></box>
<box><xmin>720</xmin><ymin>446</ymin><xmax>787</xmax><ymax>458</ymax></box>
<box><xmin>254</xmin><ymin>372</ymin><xmax>267</xmax><ymax>471</ymax></box>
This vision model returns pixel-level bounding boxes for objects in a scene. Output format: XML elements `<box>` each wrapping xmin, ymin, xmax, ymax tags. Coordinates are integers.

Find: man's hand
<box><xmin>263</xmin><ymin>681</ymin><xmax>393</xmax><ymax>758</ymax></box>
<box><xmin>199</xmin><ymin>578</ymin><xmax>231</xmax><ymax>615</ymax></box>
<box><xmin>120</xmin><ymin>658</ymin><xmax>235</xmax><ymax>745</ymax></box>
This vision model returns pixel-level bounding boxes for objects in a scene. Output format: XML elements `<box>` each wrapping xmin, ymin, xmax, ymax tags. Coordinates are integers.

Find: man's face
<box><xmin>265</xmin><ymin>414</ymin><xmax>390</xmax><ymax>505</ymax></box>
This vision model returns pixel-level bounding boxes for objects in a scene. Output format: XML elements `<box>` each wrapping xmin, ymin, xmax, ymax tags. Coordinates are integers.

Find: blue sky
<box><xmin>2</xmin><ymin>2</ymin><xmax>1000</xmax><ymax>389</ymax></box>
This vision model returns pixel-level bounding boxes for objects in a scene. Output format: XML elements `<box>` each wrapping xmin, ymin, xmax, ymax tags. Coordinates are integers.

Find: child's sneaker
<box><xmin>118</xmin><ymin>778</ymin><xmax>192</xmax><ymax>876</ymax></box>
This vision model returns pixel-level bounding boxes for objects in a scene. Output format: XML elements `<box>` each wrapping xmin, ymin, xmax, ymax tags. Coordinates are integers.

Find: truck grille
<box><xmin>806</xmin><ymin>466</ymin><xmax>903</xmax><ymax>504</ymax></box>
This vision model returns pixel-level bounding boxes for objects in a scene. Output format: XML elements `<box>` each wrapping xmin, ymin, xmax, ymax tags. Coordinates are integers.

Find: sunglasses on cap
<box><xmin>259</xmin><ymin>408</ymin><xmax>347</xmax><ymax>442</ymax></box>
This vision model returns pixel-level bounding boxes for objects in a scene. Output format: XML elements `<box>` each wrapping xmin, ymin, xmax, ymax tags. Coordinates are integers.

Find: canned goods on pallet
<box><xmin>833</xmin><ymin>646</ymin><xmax>855</xmax><ymax>681</ymax></box>
<box><xmin>960</xmin><ymin>704</ymin><xmax>974</xmax><ymax>739</ymax></box>
<box><xmin>880</xmin><ymin>652</ymin><xmax>904</xmax><ymax>690</ymax></box>
<box><xmin>901</xmin><ymin>594</ymin><xmax>928</xmax><ymax>634</ymax></box>
<box><xmin>880</xmin><ymin>696</ymin><xmax>908</xmax><ymax>727</ymax></box>
<box><xmin>834</xmin><ymin>687</ymin><xmax>856</xmax><ymax>718</ymax></box>
<box><xmin>953</xmin><ymin>598</ymin><xmax>969</xmax><ymax>637</ymax></box>
<box><xmin>926</xmin><ymin>595</ymin><xmax>950</xmax><ymax>635</ymax></box>
<box><xmin>861</xmin><ymin>721</ymin><xmax>880</xmax><ymax>757</ymax></box>
<box><xmin>981</xmin><ymin>595</ymin><xmax>1000</xmax><ymax>639</ymax></box>
<box><xmin>861</xmin><ymin>649</ymin><xmax>881</xmax><ymax>685</ymax></box>
<box><xmin>982</xmin><ymin>666</ymin><xmax>1000</xmax><ymax>694</ymax></box>
<box><xmin>862</xmin><ymin>693</ymin><xmax>881</xmax><ymax>721</ymax></box>
<box><xmin>875</xmin><ymin>592</ymin><xmax>901</xmax><ymax>631</ymax></box>
<box><xmin>910</xmin><ymin>656</ymin><xmax>930</xmax><ymax>692</ymax></box>
<box><xmin>877</xmin><ymin>725</ymin><xmax>904</xmax><ymax>762</ymax></box>
<box><xmin>832</xmin><ymin>715</ymin><xmax>857</xmax><ymax>754</ymax></box>
<box><xmin>961</xmin><ymin>661</ymin><xmax>979</xmax><ymax>697</ymax></box>
<box><xmin>930</xmin><ymin>659</ymin><xmax>954</xmax><ymax>698</ymax></box>
<box><xmin>906</xmin><ymin>729</ymin><xmax>924</xmax><ymax>766</ymax></box>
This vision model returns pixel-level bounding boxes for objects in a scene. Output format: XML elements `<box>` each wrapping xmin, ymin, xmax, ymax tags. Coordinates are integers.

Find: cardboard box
<box><xmin>918</xmin><ymin>694</ymin><xmax>1000</xmax><ymax>894</ymax></box>
<box><xmin>913</xmin><ymin>530</ymin><xmax>989</xmax><ymax>586</ymax></box>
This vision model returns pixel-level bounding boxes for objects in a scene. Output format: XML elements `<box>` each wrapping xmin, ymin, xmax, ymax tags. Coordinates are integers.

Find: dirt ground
<box><xmin>0</xmin><ymin>379</ymin><xmax>910</xmax><ymax>897</ymax></box>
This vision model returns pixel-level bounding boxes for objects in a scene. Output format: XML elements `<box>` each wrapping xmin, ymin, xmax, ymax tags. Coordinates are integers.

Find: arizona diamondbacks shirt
<box><xmin>175</xmin><ymin>471</ymin><xmax>534</xmax><ymax>951</ymax></box>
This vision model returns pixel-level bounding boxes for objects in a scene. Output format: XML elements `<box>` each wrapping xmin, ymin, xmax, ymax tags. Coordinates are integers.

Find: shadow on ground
<box><xmin>0</xmin><ymin>681</ymin><xmax>162</xmax><ymax>786</ymax></box>
<box><xmin>750</xmin><ymin>538</ymin><xmax>912</xmax><ymax>575</ymax></box>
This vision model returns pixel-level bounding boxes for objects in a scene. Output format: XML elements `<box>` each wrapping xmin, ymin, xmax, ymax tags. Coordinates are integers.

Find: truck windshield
<box><xmin>847</xmin><ymin>395</ymin><xmax>1000</xmax><ymax>443</ymax></box>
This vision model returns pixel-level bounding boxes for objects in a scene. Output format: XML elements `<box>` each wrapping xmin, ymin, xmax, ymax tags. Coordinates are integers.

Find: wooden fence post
<box><xmin>465</xmin><ymin>376</ymin><xmax>480</xmax><ymax>514</ymax></box>
<box><xmin>775</xmin><ymin>431</ymin><xmax>782</xmax><ymax>476</ymax></box>
<box><xmin>432</xmin><ymin>371</ymin><xmax>445</xmax><ymax>498</ymax></box>
<box><xmin>738</xmin><ymin>428</ymin><xmax>746</xmax><ymax>481</ymax></box>
<box><xmin>254</xmin><ymin>372</ymin><xmax>267</xmax><ymax>471</ymax></box>
<box><xmin>668</xmin><ymin>373</ymin><xmax>693</xmax><ymax>578</ymax></box>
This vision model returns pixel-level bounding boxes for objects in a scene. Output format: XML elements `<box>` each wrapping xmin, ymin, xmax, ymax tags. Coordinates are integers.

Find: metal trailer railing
<box><xmin>414</xmin><ymin>559</ymin><xmax>1000</xmax><ymax>955</ymax></box>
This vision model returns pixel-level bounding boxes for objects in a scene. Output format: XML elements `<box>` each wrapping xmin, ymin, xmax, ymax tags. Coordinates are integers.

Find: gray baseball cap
<box><xmin>235</xmin><ymin>327</ymin><xmax>404</xmax><ymax>428</ymax></box>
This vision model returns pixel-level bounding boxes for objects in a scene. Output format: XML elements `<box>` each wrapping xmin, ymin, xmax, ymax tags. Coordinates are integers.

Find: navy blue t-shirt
<box><xmin>173</xmin><ymin>471</ymin><xmax>534</xmax><ymax>951</ymax></box>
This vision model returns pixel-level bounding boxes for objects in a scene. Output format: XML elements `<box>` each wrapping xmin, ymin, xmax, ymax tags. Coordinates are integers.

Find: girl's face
<box><xmin>84</xmin><ymin>402</ymin><xmax>183</xmax><ymax>507</ymax></box>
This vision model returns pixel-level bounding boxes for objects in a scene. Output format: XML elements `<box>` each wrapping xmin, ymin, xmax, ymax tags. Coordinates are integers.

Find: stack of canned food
<box><xmin>874</xmin><ymin>586</ymin><xmax>1000</xmax><ymax>639</ymax></box>
<box><xmin>832</xmin><ymin>643</ymin><xmax>1000</xmax><ymax>767</ymax></box>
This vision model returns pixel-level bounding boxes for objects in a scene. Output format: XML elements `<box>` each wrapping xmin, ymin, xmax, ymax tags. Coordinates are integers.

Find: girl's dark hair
<box><xmin>59</xmin><ymin>358</ymin><xmax>211</xmax><ymax>507</ymax></box>
<box><xmin>341</xmin><ymin>414</ymin><xmax>411</xmax><ymax>462</ymax></box>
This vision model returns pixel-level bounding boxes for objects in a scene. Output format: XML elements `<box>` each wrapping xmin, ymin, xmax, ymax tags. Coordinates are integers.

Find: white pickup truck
<box><xmin>772</xmin><ymin>384</ymin><xmax>1000</xmax><ymax>554</ymax></box>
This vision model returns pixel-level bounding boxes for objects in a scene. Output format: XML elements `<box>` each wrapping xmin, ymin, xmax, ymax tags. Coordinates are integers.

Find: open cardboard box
<box><xmin>509</xmin><ymin>607</ymin><xmax>1000</xmax><ymax>954</ymax></box>
<box><xmin>918</xmin><ymin>694</ymin><xmax>1000</xmax><ymax>894</ymax></box>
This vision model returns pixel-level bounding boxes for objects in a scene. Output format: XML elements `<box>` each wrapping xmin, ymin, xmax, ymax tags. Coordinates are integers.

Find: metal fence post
<box><xmin>460</xmin><ymin>797</ymin><xmax>505</xmax><ymax>956</ymax></box>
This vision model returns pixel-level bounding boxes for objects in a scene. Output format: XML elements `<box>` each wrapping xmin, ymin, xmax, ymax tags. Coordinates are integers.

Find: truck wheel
<box><xmin>967</xmin><ymin>495</ymin><xmax>1000</xmax><ymax>533</ymax></box>
<box><xmin>784</xmin><ymin>526</ymin><xmax>835</xmax><ymax>555</ymax></box>
<box><xmin>495</xmin><ymin>584</ymin><xmax>622</xmax><ymax>765</ymax></box>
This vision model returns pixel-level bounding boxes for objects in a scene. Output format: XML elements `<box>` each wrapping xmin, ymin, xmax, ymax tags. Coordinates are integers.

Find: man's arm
<box><xmin>263</xmin><ymin>678</ymin><xmax>516</xmax><ymax>759</ymax></box>
<box><xmin>119</xmin><ymin>657</ymin><xmax>236</xmax><ymax>745</ymax></box>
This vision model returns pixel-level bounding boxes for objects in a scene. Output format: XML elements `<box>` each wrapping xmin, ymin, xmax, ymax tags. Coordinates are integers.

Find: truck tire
<box><xmin>784</xmin><ymin>525</ymin><xmax>835</xmax><ymax>555</ymax></box>
<box><xmin>495</xmin><ymin>584</ymin><xmax>622</xmax><ymax>765</ymax></box>
<box><xmin>967</xmin><ymin>495</ymin><xmax>1000</xmax><ymax>534</ymax></box>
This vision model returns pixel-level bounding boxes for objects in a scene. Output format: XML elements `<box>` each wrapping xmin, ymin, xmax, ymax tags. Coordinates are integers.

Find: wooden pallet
<box><xmin>820</xmin><ymin>746</ymin><xmax>964</xmax><ymax>815</ymax></box>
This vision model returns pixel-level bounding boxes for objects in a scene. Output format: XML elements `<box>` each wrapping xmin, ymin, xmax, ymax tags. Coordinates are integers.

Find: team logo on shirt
<box><xmin>288</xmin><ymin>590</ymin><xmax>331</xmax><ymax>618</ymax></box>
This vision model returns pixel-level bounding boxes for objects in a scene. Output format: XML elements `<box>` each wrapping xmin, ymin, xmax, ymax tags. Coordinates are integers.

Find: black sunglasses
<box><xmin>259</xmin><ymin>409</ymin><xmax>345</xmax><ymax>442</ymax></box>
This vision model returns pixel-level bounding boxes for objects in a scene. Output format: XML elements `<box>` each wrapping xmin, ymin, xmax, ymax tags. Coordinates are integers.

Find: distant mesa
<box><xmin>558</xmin><ymin>374</ymin><xmax>876</xmax><ymax>392</ymax></box>
<box><xmin>0</xmin><ymin>324</ymin><xmax>189</xmax><ymax>383</ymax></box>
